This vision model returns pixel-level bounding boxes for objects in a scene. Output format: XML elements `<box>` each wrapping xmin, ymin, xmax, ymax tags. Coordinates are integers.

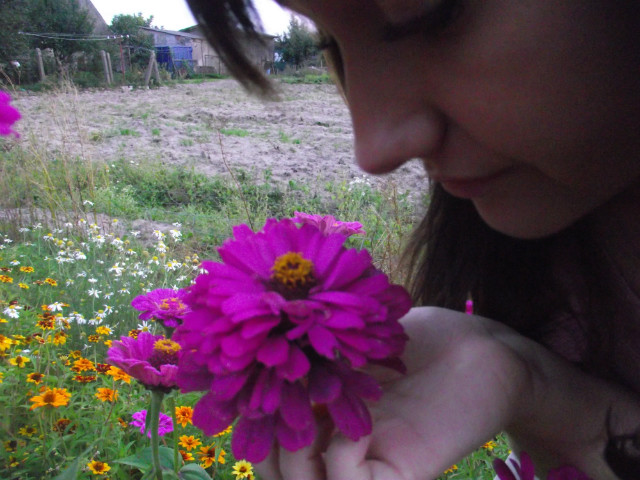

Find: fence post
<box><xmin>106</xmin><ymin>52</ymin><xmax>114</xmax><ymax>84</ymax></box>
<box><xmin>152</xmin><ymin>56</ymin><xmax>161</xmax><ymax>85</ymax></box>
<box><xmin>144</xmin><ymin>50</ymin><xmax>154</xmax><ymax>87</ymax></box>
<box><xmin>35</xmin><ymin>48</ymin><xmax>46</xmax><ymax>81</ymax></box>
<box><xmin>100</xmin><ymin>50</ymin><xmax>111</xmax><ymax>85</ymax></box>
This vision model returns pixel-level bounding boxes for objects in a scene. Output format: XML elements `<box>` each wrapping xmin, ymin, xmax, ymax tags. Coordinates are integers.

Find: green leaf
<box><xmin>51</xmin><ymin>457</ymin><xmax>83</xmax><ymax>480</ymax></box>
<box><xmin>52</xmin><ymin>444</ymin><xmax>96</xmax><ymax>480</ymax></box>
<box><xmin>178</xmin><ymin>463</ymin><xmax>213</xmax><ymax>480</ymax></box>
<box><xmin>115</xmin><ymin>446</ymin><xmax>176</xmax><ymax>471</ymax></box>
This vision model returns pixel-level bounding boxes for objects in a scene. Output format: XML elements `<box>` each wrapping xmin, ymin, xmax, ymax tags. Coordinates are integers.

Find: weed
<box><xmin>219</xmin><ymin>127</ymin><xmax>250</xmax><ymax>137</ymax></box>
<box><xmin>119</xmin><ymin>128</ymin><xmax>140</xmax><ymax>137</ymax></box>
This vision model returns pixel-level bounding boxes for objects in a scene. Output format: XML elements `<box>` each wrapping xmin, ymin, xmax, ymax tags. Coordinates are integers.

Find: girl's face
<box><xmin>276</xmin><ymin>0</ymin><xmax>640</xmax><ymax>238</ymax></box>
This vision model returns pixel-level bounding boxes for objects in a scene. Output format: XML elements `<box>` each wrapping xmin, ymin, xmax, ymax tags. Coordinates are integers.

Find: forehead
<box><xmin>276</xmin><ymin>0</ymin><xmax>443</xmax><ymax>23</ymax></box>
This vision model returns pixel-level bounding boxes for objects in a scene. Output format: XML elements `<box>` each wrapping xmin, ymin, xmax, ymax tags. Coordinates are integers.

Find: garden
<box><xmin>0</xmin><ymin>79</ymin><xmax>511</xmax><ymax>479</ymax></box>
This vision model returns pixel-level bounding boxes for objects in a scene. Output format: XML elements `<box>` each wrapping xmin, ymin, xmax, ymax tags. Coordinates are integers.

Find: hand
<box><xmin>256</xmin><ymin>306</ymin><xmax>537</xmax><ymax>480</ymax></box>
<box><xmin>256</xmin><ymin>306</ymin><xmax>640</xmax><ymax>479</ymax></box>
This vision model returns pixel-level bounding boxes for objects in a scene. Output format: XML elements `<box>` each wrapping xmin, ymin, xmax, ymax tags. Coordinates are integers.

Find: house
<box><xmin>140</xmin><ymin>25</ymin><xmax>275</xmax><ymax>75</ymax></box>
<box><xmin>77</xmin><ymin>0</ymin><xmax>111</xmax><ymax>35</ymax></box>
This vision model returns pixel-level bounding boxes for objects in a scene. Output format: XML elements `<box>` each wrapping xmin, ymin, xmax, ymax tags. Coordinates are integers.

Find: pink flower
<box><xmin>0</xmin><ymin>91</ymin><xmax>20</xmax><ymax>137</ymax></box>
<box><xmin>107</xmin><ymin>332</ymin><xmax>180</xmax><ymax>391</ymax></box>
<box><xmin>494</xmin><ymin>452</ymin><xmax>592</xmax><ymax>480</ymax></box>
<box><xmin>293</xmin><ymin>211</ymin><xmax>365</xmax><ymax>237</ymax></box>
<box><xmin>174</xmin><ymin>218</ymin><xmax>410</xmax><ymax>463</ymax></box>
<box><xmin>131</xmin><ymin>288</ymin><xmax>191</xmax><ymax>328</ymax></box>
<box><xmin>130</xmin><ymin>409</ymin><xmax>173</xmax><ymax>437</ymax></box>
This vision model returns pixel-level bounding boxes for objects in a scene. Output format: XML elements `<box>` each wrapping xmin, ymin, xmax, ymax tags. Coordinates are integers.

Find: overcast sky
<box><xmin>91</xmin><ymin>0</ymin><xmax>292</xmax><ymax>35</ymax></box>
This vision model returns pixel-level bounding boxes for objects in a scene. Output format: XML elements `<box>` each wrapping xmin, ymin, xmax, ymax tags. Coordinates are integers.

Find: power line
<box><xmin>18</xmin><ymin>32</ymin><xmax>130</xmax><ymax>41</ymax></box>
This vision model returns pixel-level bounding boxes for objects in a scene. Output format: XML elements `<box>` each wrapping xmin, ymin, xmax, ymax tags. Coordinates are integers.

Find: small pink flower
<box><xmin>0</xmin><ymin>91</ymin><xmax>20</xmax><ymax>137</ymax></box>
<box><xmin>130</xmin><ymin>409</ymin><xmax>173</xmax><ymax>437</ymax></box>
<box><xmin>465</xmin><ymin>299</ymin><xmax>474</xmax><ymax>315</ymax></box>
<box><xmin>107</xmin><ymin>332</ymin><xmax>180</xmax><ymax>391</ymax></box>
<box><xmin>293</xmin><ymin>211</ymin><xmax>365</xmax><ymax>237</ymax></box>
<box><xmin>131</xmin><ymin>288</ymin><xmax>191</xmax><ymax>328</ymax></box>
<box><xmin>174</xmin><ymin>218</ymin><xmax>410</xmax><ymax>462</ymax></box>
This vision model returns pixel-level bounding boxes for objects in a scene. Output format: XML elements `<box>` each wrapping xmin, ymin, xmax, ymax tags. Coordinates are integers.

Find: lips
<box><xmin>431</xmin><ymin>168</ymin><xmax>513</xmax><ymax>199</ymax></box>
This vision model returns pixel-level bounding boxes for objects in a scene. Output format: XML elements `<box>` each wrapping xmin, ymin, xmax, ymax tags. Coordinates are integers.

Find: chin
<box><xmin>474</xmin><ymin>206</ymin><xmax>578</xmax><ymax>240</ymax></box>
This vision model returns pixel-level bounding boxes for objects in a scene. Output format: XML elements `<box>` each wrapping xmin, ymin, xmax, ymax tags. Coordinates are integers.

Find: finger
<box><xmin>279</xmin><ymin>440</ymin><xmax>327</xmax><ymax>480</ymax></box>
<box><xmin>325</xmin><ymin>432</ymin><xmax>410</xmax><ymax>480</ymax></box>
<box><xmin>280</xmin><ymin>406</ymin><xmax>334</xmax><ymax>480</ymax></box>
<box><xmin>255</xmin><ymin>444</ymin><xmax>283</xmax><ymax>480</ymax></box>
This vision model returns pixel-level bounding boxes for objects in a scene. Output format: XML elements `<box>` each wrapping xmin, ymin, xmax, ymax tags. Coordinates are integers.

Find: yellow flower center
<box><xmin>159</xmin><ymin>297</ymin><xmax>185</xmax><ymax>311</ymax></box>
<box><xmin>271</xmin><ymin>252</ymin><xmax>315</xmax><ymax>290</ymax></box>
<box><xmin>153</xmin><ymin>339</ymin><xmax>181</xmax><ymax>354</ymax></box>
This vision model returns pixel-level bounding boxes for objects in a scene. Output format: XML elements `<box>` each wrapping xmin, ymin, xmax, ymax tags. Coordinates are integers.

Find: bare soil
<box><xmin>12</xmin><ymin>79</ymin><xmax>428</xmax><ymax>204</ymax></box>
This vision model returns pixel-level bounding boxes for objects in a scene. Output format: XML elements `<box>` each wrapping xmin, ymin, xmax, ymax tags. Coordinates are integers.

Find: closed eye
<box><xmin>382</xmin><ymin>0</ymin><xmax>462</xmax><ymax>42</ymax></box>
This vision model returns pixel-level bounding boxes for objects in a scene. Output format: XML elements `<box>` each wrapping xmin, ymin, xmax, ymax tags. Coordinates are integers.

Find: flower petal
<box><xmin>232</xmin><ymin>415</ymin><xmax>276</xmax><ymax>463</ymax></box>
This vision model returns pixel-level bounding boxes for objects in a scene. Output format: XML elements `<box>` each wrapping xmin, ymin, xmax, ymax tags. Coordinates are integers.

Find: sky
<box><xmin>91</xmin><ymin>0</ymin><xmax>292</xmax><ymax>35</ymax></box>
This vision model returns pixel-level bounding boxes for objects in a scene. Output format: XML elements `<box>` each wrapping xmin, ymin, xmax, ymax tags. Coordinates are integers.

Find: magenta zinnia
<box><xmin>130</xmin><ymin>409</ymin><xmax>174</xmax><ymax>437</ymax></box>
<box><xmin>131</xmin><ymin>288</ymin><xmax>191</xmax><ymax>328</ymax></box>
<box><xmin>293</xmin><ymin>211</ymin><xmax>365</xmax><ymax>237</ymax></box>
<box><xmin>174</xmin><ymin>218</ymin><xmax>410</xmax><ymax>463</ymax></box>
<box><xmin>0</xmin><ymin>91</ymin><xmax>20</xmax><ymax>137</ymax></box>
<box><xmin>107</xmin><ymin>332</ymin><xmax>179</xmax><ymax>391</ymax></box>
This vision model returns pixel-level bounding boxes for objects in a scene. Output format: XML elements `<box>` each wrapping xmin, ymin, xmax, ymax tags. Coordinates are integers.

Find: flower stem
<box><xmin>166</xmin><ymin>395</ymin><xmax>179</xmax><ymax>473</ymax></box>
<box><xmin>149</xmin><ymin>390</ymin><xmax>165</xmax><ymax>480</ymax></box>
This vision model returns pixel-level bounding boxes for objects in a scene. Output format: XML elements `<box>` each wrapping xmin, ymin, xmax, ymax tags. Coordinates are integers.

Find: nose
<box><xmin>345</xmin><ymin>65</ymin><xmax>447</xmax><ymax>175</ymax></box>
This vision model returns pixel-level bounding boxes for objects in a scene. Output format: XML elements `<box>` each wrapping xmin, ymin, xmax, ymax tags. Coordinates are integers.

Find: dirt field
<box><xmin>11</xmin><ymin>79</ymin><xmax>428</xmax><ymax>204</ymax></box>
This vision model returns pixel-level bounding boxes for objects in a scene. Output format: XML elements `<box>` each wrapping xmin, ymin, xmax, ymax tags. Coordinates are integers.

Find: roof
<box><xmin>140</xmin><ymin>26</ymin><xmax>204</xmax><ymax>40</ymax></box>
<box><xmin>181</xmin><ymin>25</ymin><xmax>276</xmax><ymax>39</ymax></box>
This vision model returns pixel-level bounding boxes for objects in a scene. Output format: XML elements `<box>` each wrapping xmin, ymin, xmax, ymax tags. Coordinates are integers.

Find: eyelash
<box><xmin>383</xmin><ymin>0</ymin><xmax>464</xmax><ymax>42</ymax></box>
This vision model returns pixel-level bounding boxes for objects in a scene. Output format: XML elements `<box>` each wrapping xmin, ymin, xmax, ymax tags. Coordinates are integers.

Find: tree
<box><xmin>110</xmin><ymin>13</ymin><xmax>155</xmax><ymax>69</ymax></box>
<box><xmin>275</xmin><ymin>16</ymin><xmax>319</xmax><ymax>69</ymax></box>
<box><xmin>25</xmin><ymin>0</ymin><xmax>100</xmax><ymax>66</ymax></box>
<box><xmin>0</xmin><ymin>0</ymin><xmax>30</xmax><ymax>66</ymax></box>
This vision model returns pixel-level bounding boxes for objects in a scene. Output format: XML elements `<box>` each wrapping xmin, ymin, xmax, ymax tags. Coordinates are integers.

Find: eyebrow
<box><xmin>381</xmin><ymin>0</ymin><xmax>458</xmax><ymax>42</ymax></box>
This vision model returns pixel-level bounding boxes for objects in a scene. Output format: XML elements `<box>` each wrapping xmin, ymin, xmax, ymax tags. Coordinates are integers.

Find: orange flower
<box><xmin>178</xmin><ymin>435</ymin><xmax>202</xmax><ymax>451</ymax></box>
<box><xmin>106</xmin><ymin>366</ymin><xmax>131</xmax><ymax>383</ymax></box>
<box><xmin>198</xmin><ymin>444</ymin><xmax>226</xmax><ymax>468</ymax></box>
<box><xmin>175</xmin><ymin>406</ymin><xmax>193</xmax><ymax>427</ymax></box>
<box><xmin>180</xmin><ymin>450</ymin><xmax>194</xmax><ymax>462</ymax></box>
<box><xmin>95</xmin><ymin>388</ymin><xmax>117</xmax><ymax>402</ymax></box>
<box><xmin>73</xmin><ymin>358</ymin><xmax>95</xmax><ymax>372</ymax></box>
<box><xmin>29</xmin><ymin>387</ymin><xmax>71</xmax><ymax>410</ymax></box>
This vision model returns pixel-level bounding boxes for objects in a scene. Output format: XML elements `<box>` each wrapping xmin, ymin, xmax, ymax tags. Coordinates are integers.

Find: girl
<box><xmin>184</xmin><ymin>1</ymin><xmax>640</xmax><ymax>479</ymax></box>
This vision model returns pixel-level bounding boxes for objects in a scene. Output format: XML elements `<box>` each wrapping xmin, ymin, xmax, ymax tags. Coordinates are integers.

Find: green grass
<box><xmin>219</xmin><ymin>128</ymin><xmax>250</xmax><ymax>138</ymax></box>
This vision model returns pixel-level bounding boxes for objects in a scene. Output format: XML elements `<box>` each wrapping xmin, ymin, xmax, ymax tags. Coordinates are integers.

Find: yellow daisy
<box><xmin>87</xmin><ymin>460</ymin><xmax>111</xmax><ymax>475</ymax></box>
